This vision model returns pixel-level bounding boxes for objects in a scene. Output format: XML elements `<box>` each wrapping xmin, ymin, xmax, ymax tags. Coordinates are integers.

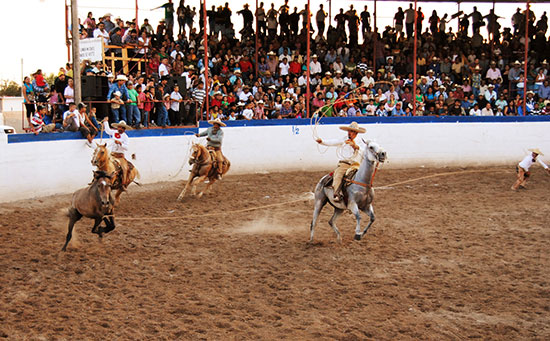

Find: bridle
<box><xmin>344</xmin><ymin>141</ymin><xmax>383</xmax><ymax>188</ymax></box>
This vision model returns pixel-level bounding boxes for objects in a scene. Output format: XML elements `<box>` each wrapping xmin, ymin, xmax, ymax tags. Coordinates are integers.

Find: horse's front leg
<box><xmin>198</xmin><ymin>179</ymin><xmax>216</xmax><ymax>198</ymax></box>
<box><xmin>348</xmin><ymin>202</ymin><xmax>363</xmax><ymax>241</ymax></box>
<box><xmin>101</xmin><ymin>215</ymin><xmax>116</xmax><ymax>234</ymax></box>
<box><xmin>91</xmin><ymin>217</ymin><xmax>103</xmax><ymax>235</ymax></box>
<box><xmin>177</xmin><ymin>172</ymin><xmax>196</xmax><ymax>201</ymax></box>
<box><xmin>361</xmin><ymin>204</ymin><xmax>376</xmax><ymax>237</ymax></box>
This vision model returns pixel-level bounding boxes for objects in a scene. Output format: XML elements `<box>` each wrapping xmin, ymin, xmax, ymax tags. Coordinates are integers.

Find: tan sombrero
<box><xmin>112</xmin><ymin>120</ymin><xmax>132</xmax><ymax>130</ymax></box>
<box><xmin>528</xmin><ymin>148</ymin><xmax>543</xmax><ymax>156</ymax></box>
<box><xmin>339</xmin><ymin>121</ymin><xmax>366</xmax><ymax>134</ymax></box>
<box><xmin>208</xmin><ymin>117</ymin><xmax>226</xmax><ymax>127</ymax></box>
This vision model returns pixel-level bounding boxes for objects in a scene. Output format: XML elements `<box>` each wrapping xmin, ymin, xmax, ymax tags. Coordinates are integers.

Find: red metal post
<box><xmin>306</xmin><ymin>0</ymin><xmax>311</xmax><ymax>118</ymax></box>
<box><xmin>372</xmin><ymin>0</ymin><xmax>377</xmax><ymax>72</ymax></box>
<box><xmin>523</xmin><ymin>0</ymin><xmax>530</xmax><ymax>116</ymax></box>
<box><xmin>255</xmin><ymin>0</ymin><xmax>259</xmax><ymax>78</ymax></box>
<box><xmin>490</xmin><ymin>0</ymin><xmax>495</xmax><ymax>56</ymax></box>
<box><xmin>203</xmin><ymin>0</ymin><xmax>209</xmax><ymax>120</ymax></box>
<box><xmin>65</xmin><ymin>0</ymin><xmax>70</xmax><ymax>62</ymax></box>
<box><xmin>135</xmin><ymin>0</ymin><xmax>139</xmax><ymax>25</ymax></box>
<box><xmin>412</xmin><ymin>0</ymin><xmax>418</xmax><ymax>116</ymax></box>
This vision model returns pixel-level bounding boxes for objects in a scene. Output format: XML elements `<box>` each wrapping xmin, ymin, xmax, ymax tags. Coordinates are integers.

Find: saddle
<box><xmin>326</xmin><ymin>168</ymin><xmax>359</xmax><ymax>190</ymax></box>
<box><xmin>111</xmin><ymin>157</ymin><xmax>134</xmax><ymax>189</ymax></box>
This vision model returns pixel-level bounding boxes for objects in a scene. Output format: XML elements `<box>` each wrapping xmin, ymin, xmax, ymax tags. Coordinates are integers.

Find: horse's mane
<box><xmin>93</xmin><ymin>170</ymin><xmax>113</xmax><ymax>181</ymax></box>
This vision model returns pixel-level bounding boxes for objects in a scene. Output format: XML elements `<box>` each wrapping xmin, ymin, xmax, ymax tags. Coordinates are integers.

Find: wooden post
<box><xmin>255</xmin><ymin>0</ymin><xmax>259</xmax><ymax>78</ymax></box>
<box><xmin>203</xmin><ymin>0</ymin><xmax>209</xmax><ymax>120</ymax></box>
<box><xmin>71</xmin><ymin>0</ymin><xmax>81</xmax><ymax>104</ymax></box>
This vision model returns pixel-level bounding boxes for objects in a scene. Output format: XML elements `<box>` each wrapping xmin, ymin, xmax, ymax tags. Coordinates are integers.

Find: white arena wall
<box><xmin>1</xmin><ymin>118</ymin><xmax>549</xmax><ymax>203</ymax></box>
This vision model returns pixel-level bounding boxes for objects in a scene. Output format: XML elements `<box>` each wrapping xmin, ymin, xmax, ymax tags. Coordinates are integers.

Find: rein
<box><xmin>344</xmin><ymin>161</ymin><xmax>380</xmax><ymax>188</ymax></box>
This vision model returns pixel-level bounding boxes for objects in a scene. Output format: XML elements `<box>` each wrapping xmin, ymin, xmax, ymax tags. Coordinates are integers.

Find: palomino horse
<box><xmin>310</xmin><ymin>140</ymin><xmax>387</xmax><ymax>242</ymax></box>
<box><xmin>177</xmin><ymin>143</ymin><xmax>230</xmax><ymax>200</ymax></box>
<box><xmin>92</xmin><ymin>143</ymin><xmax>139</xmax><ymax>205</ymax></box>
<box><xmin>62</xmin><ymin>171</ymin><xmax>116</xmax><ymax>251</ymax></box>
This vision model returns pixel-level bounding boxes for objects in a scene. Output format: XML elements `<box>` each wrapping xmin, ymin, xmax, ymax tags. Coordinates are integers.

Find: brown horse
<box><xmin>62</xmin><ymin>171</ymin><xmax>116</xmax><ymax>251</ymax></box>
<box><xmin>177</xmin><ymin>143</ymin><xmax>230</xmax><ymax>200</ymax></box>
<box><xmin>92</xmin><ymin>143</ymin><xmax>139</xmax><ymax>205</ymax></box>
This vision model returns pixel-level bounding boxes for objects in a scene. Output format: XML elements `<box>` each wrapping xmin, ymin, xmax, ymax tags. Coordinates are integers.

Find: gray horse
<box><xmin>61</xmin><ymin>171</ymin><xmax>116</xmax><ymax>251</ymax></box>
<box><xmin>310</xmin><ymin>140</ymin><xmax>387</xmax><ymax>242</ymax></box>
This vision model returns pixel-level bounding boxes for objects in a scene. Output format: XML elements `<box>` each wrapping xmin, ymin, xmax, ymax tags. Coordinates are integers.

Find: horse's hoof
<box><xmin>354</xmin><ymin>234</ymin><xmax>362</xmax><ymax>241</ymax></box>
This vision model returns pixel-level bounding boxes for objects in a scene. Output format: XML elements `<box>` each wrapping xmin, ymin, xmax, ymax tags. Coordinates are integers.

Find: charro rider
<box><xmin>316</xmin><ymin>121</ymin><xmax>366</xmax><ymax>202</ymax></box>
<box><xmin>102</xmin><ymin>118</ymin><xmax>134</xmax><ymax>187</ymax></box>
<box><xmin>195</xmin><ymin>117</ymin><xmax>227</xmax><ymax>179</ymax></box>
<box><xmin>511</xmin><ymin>148</ymin><xmax>550</xmax><ymax>190</ymax></box>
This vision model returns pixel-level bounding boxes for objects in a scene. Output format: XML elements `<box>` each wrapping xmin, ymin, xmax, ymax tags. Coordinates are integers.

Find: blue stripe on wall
<box><xmin>7</xmin><ymin>127</ymin><xmax>198</xmax><ymax>144</ymax></box>
<box><xmin>8</xmin><ymin>116</ymin><xmax>550</xmax><ymax>143</ymax></box>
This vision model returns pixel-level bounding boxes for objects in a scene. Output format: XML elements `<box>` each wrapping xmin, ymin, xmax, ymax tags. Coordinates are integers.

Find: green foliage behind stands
<box><xmin>0</xmin><ymin>80</ymin><xmax>21</xmax><ymax>97</ymax></box>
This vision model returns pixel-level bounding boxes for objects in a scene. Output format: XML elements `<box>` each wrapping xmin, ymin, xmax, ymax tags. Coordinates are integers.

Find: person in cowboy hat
<box><xmin>195</xmin><ymin>118</ymin><xmax>227</xmax><ymax>179</ymax></box>
<box><xmin>511</xmin><ymin>148</ymin><xmax>550</xmax><ymax>190</ymax></box>
<box><xmin>102</xmin><ymin>117</ymin><xmax>135</xmax><ymax>187</ymax></box>
<box><xmin>316</xmin><ymin>121</ymin><xmax>367</xmax><ymax>201</ymax></box>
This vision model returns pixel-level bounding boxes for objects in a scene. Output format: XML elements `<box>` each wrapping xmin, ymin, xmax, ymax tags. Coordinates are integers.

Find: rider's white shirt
<box><xmin>519</xmin><ymin>155</ymin><xmax>548</xmax><ymax>171</ymax></box>
<box><xmin>320</xmin><ymin>136</ymin><xmax>365</xmax><ymax>164</ymax></box>
<box><xmin>103</xmin><ymin>122</ymin><xmax>129</xmax><ymax>155</ymax></box>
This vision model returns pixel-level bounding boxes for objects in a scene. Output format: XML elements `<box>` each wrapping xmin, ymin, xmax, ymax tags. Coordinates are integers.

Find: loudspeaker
<box><xmin>165</xmin><ymin>76</ymin><xmax>187</xmax><ymax>98</ymax></box>
<box><xmin>82</xmin><ymin>76</ymin><xmax>109</xmax><ymax>99</ymax></box>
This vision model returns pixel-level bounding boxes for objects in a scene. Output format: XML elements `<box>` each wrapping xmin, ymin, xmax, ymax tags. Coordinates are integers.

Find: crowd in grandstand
<box><xmin>23</xmin><ymin>1</ymin><xmax>550</xmax><ymax>134</ymax></box>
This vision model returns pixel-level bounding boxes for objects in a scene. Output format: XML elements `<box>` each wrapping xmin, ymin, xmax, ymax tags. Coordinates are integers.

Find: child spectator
<box><xmin>30</xmin><ymin>106</ymin><xmax>57</xmax><ymax>134</ymax></box>
<box><xmin>110</xmin><ymin>91</ymin><xmax>125</xmax><ymax>122</ymax></box>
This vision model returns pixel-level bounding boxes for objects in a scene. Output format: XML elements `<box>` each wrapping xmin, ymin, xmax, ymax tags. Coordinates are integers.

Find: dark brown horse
<box><xmin>91</xmin><ymin>143</ymin><xmax>139</xmax><ymax>205</ymax></box>
<box><xmin>61</xmin><ymin>171</ymin><xmax>116</xmax><ymax>251</ymax></box>
<box><xmin>177</xmin><ymin>143</ymin><xmax>230</xmax><ymax>200</ymax></box>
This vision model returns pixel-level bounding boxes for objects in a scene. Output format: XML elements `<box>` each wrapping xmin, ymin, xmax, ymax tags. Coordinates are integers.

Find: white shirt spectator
<box><xmin>310</xmin><ymin>60</ymin><xmax>322</xmax><ymax>75</ymax></box>
<box><xmin>239</xmin><ymin>91</ymin><xmax>252</xmax><ymax>102</ymax></box>
<box><xmin>279</xmin><ymin>62</ymin><xmax>290</xmax><ymax>76</ymax></box>
<box><xmin>64</xmin><ymin>86</ymin><xmax>75</xmax><ymax>104</ymax></box>
<box><xmin>159</xmin><ymin>63</ymin><xmax>170</xmax><ymax>77</ymax></box>
<box><xmin>486</xmin><ymin>67</ymin><xmax>501</xmax><ymax>80</ymax></box>
<box><xmin>63</xmin><ymin>109</ymin><xmax>79</xmax><ymax>127</ymax></box>
<box><xmin>93</xmin><ymin>28</ymin><xmax>110</xmax><ymax>45</ymax></box>
<box><xmin>481</xmin><ymin>107</ymin><xmax>494</xmax><ymax>116</ymax></box>
<box><xmin>170</xmin><ymin>91</ymin><xmax>182</xmax><ymax>111</ymax></box>
<box><xmin>298</xmin><ymin>75</ymin><xmax>309</xmax><ymax>87</ymax></box>
<box><xmin>170</xmin><ymin>50</ymin><xmax>184</xmax><ymax>60</ymax></box>
<box><xmin>242</xmin><ymin>108</ymin><xmax>254</xmax><ymax>120</ymax></box>
<box><xmin>469</xmin><ymin>107</ymin><xmax>482</xmax><ymax>116</ymax></box>
<box><xmin>361</xmin><ymin>75</ymin><xmax>375</xmax><ymax>87</ymax></box>
<box><xmin>138</xmin><ymin>36</ymin><xmax>150</xmax><ymax>54</ymax></box>
<box><xmin>278</xmin><ymin>53</ymin><xmax>291</xmax><ymax>62</ymax></box>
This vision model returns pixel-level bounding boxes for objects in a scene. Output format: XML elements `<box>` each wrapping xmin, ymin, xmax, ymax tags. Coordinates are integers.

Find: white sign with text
<box><xmin>79</xmin><ymin>38</ymin><xmax>103</xmax><ymax>62</ymax></box>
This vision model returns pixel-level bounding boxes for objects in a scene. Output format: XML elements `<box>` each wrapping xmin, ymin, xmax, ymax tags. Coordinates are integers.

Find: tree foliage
<box><xmin>0</xmin><ymin>79</ymin><xmax>22</xmax><ymax>97</ymax></box>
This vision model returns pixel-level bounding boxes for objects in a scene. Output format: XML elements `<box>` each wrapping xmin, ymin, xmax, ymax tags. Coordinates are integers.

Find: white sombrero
<box><xmin>112</xmin><ymin>120</ymin><xmax>132</xmax><ymax>130</ymax></box>
<box><xmin>528</xmin><ymin>148</ymin><xmax>543</xmax><ymax>156</ymax></box>
<box><xmin>339</xmin><ymin>121</ymin><xmax>366</xmax><ymax>133</ymax></box>
<box><xmin>115</xmin><ymin>74</ymin><xmax>128</xmax><ymax>82</ymax></box>
<box><xmin>208</xmin><ymin>117</ymin><xmax>226</xmax><ymax>127</ymax></box>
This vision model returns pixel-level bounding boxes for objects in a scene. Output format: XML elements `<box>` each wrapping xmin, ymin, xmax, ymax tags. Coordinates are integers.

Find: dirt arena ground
<box><xmin>1</xmin><ymin>166</ymin><xmax>549</xmax><ymax>340</ymax></box>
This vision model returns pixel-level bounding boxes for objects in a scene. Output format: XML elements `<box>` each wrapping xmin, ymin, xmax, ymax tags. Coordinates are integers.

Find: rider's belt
<box><xmin>112</xmin><ymin>152</ymin><xmax>124</xmax><ymax>158</ymax></box>
<box><xmin>207</xmin><ymin>146</ymin><xmax>221</xmax><ymax>151</ymax></box>
<box><xmin>338</xmin><ymin>160</ymin><xmax>352</xmax><ymax>165</ymax></box>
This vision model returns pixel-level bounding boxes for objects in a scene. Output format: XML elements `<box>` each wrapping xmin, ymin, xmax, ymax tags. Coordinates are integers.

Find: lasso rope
<box><xmin>166</xmin><ymin>131</ymin><xmax>200</xmax><ymax>180</ymax></box>
<box><xmin>113</xmin><ymin>168</ymin><xmax>508</xmax><ymax>221</ymax></box>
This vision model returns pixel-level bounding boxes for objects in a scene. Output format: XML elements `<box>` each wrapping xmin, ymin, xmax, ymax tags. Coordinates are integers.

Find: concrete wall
<box><xmin>1</xmin><ymin>118</ymin><xmax>550</xmax><ymax>203</ymax></box>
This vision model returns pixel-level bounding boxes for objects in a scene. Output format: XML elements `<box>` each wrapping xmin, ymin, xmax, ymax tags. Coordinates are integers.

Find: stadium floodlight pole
<box><xmin>306</xmin><ymin>0</ymin><xmax>311</xmax><ymax>118</ymax></box>
<box><xmin>255</xmin><ymin>0</ymin><xmax>259</xmax><ymax>78</ymax></box>
<box><xmin>202</xmin><ymin>0</ymin><xmax>209</xmax><ymax>120</ymax></box>
<box><xmin>328</xmin><ymin>0</ymin><xmax>331</xmax><ymax>24</ymax></box>
<box><xmin>412</xmin><ymin>0</ymin><xmax>418</xmax><ymax>117</ymax></box>
<box><xmin>523</xmin><ymin>0</ymin><xmax>530</xmax><ymax>116</ymax></box>
<box><xmin>71</xmin><ymin>0</ymin><xmax>82</xmax><ymax>104</ymax></box>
